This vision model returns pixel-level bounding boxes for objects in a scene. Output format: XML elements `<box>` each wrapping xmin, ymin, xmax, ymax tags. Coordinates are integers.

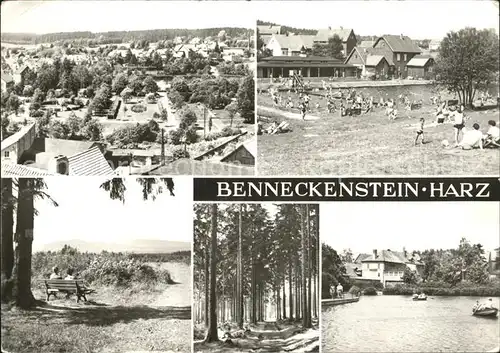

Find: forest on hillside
<box><xmin>193</xmin><ymin>203</ymin><xmax>319</xmax><ymax>352</ymax></box>
<box><xmin>1</xmin><ymin>27</ymin><xmax>253</xmax><ymax>45</ymax></box>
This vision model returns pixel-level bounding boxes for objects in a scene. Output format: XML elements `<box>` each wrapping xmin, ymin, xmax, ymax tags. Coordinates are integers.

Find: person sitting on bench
<box><xmin>50</xmin><ymin>266</ymin><xmax>62</xmax><ymax>279</ymax></box>
<box><xmin>65</xmin><ymin>268</ymin><xmax>76</xmax><ymax>280</ymax></box>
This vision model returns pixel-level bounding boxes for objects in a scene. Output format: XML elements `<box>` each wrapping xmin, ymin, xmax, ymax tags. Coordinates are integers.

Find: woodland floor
<box><xmin>257</xmin><ymin>92</ymin><xmax>500</xmax><ymax>176</ymax></box>
<box><xmin>194</xmin><ymin>320</ymin><xmax>319</xmax><ymax>353</ymax></box>
<box><xmin>1</xmin><ymin>262</ymin><xmax>191</xmax><ymax>353</ymax></box>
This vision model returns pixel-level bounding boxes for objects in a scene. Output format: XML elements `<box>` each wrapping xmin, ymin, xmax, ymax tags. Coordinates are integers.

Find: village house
<box><xmin>257</xmin><ymin>56</ymin><xmax>357</xmax><ymax>79</ymax></box>
<box><xmin>257</xmin><ymin>25</ymin><xmax>282</xmax><ymax>37</ymax></box>
<box><xmin>356</xmin><ymin>249</ymin><xmax>424</xmax><ymax>287</ymax></box>
<box><xmin>1</xmin><ymin>72</ymin><xmax>14</xmax><ymax>92</ymax></box>
<box><xmin>406</xmin><ymin>56</ymin><xmax>435</xmax><ymax>80</ymax></box>
<box><xmin>488</xmin><ymin>248</ymin><xmax>500</xmax><ymax>279</ymax></box>
<box><xmin>13</xmin><ymin>65</ymin><xmax>32</xmax><ymax>84</ymax></box>
<box><xmin>313</xmin><ymin>27</ymin><xmax>357</xmax><ymax>57</ymax></box>
<box><xmin>266</xmin><ymin>34</ymin><xmax>314</xmax><ymax>57</ymax></box>
<box><xmin>345</xmin><ymin>46</ymin><xmax>393</xmax><ymax>78</ymax></box>
<box><xmin>220</xmin><ymin>139</ymin><xmax>256</xmax><ymax>166</ymax></box>
<box><xmin>372</xmin><ymin>34</ymin><xmax>422</xmax><ymax>78</ymax></box>
<box><xmin>429</xmin><ymin>39</ymin><xmax>442</xmax><ymax>51</ymax></box>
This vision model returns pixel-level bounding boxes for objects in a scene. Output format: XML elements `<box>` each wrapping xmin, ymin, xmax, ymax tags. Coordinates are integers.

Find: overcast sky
<box><xmin>30</xmin><ymin>177</ymin><xmax>192</xmax><ymax>250</ymax></box>
<box><xmin>321</xmin><ymin>202</ymin><xmax>499</xmax><ymax>254</ymax></box>
<box><xmin>1</xmin><ymin>1</ymin><xmax>498</xmax><ymax>39</ymax></box>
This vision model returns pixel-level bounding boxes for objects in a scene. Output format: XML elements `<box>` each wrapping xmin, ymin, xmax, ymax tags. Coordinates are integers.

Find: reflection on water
<box><xmin>322</xmin><ymin>295</ymin><xmax>500</xmax><ymax>353</ymax></box>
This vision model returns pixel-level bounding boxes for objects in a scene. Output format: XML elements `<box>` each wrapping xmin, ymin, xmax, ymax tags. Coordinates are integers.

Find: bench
<box><xmin>44</xmin><ymin>279</ymin><xmax>95</xmax><ymax>303</ymax></box>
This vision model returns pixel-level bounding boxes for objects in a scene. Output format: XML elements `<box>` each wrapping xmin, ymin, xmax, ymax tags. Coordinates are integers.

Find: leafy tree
<box><xmin>402</xmin><ymin>267</ymin><xmax>418</xmax><ymax>285</ymax></box>
<box><xmin>236</xmin><ymin>75</ymin><xmax>254</xmax><ymax>124</ymax></box>
<box><xmin>311</xmin><ymin>34</ymin><xmax>344</xmax><ymax>59</ymax></box>
<box><xmin>179</xmin><ymin>108</ymin><xmax>197</xmax><ymax>130</ymax></box>
<box><xmin>112</xmin><ymin>73</ymin><xmax>129</xmax><ymax>94</ymax></box>
<box><xmin>7</xmin><ymin>95</ymin><xmax>21</xmax><ymax>115</ymax></box>
<box><xmin>435</xmin><ymin>28</ymin><xmax>499</xmax><ymax>107</ymax></box>
<box><xmin>143</xmin><ymin>76</ymin><xmax>158</xmax><ymax>94</ymax></box>
<box><xmin>81</xmin><ymin>118</ymin><xmax>103</xmax><ymax>141</ymax></box>
<box><xmin>322</xmin><ymin>243</ymin><xmax>346</xmax><ymax>298</ymax></box>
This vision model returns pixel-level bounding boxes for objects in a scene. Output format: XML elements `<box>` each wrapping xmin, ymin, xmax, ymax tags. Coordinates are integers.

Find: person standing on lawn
<box><xmin>415</xmin><ymin>117</ymin><xmax>425</xmax><ymax>146</ymax></box>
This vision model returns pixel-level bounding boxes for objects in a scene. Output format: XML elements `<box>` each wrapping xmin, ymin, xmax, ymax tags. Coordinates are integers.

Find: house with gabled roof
<box><xmin>266</xmin><ymin>34</ymin><xmax>314</xmax><ymax>57</ymax></box>
<box><xmin>313</xmin><ymin>27</ymin><xmax>357</xmax><ymax>57</ymax></box>
<box><xmin>345</xmin><ymin>46</ymin><xmax>392</xmax><ymax>78</ymax></box>
<box><xmin>1</xmin><ymin>71</ymin><xmax>14</xmax><ymax>92</ymax></box>
<box><xmin>406</xmin><ymin>55</ymin><xmax>435</xmax><ymax>80</ymax></box>
<box><xmin>372</xmin><ymin>34</ymin><xmax>422</xmax><ymax>78</ymax></box>
<box><xmin>359</xmin><ymin>248</ymin><xmax>424</xmax><ymax>287</ymax></box>
<box><xmin>13</xmin><ymin>65</ymin><xmax>32</xmax><ymax>84</ymax></box>
<box><xmin>220</xmin><ymin>139</ymin><xmax>256</xmax><ymax>166</ymax></box>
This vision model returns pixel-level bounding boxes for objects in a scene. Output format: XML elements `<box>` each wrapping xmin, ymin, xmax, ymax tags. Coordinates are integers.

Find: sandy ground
<box><xmin>1</xmin><ymin>262</ymin><xmax>191</xmax><ymax>353</ymax></box>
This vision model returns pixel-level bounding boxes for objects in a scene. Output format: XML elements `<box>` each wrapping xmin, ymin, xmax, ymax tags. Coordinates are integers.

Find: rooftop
<box><xmin>1</xmin><ymin>162</ymin><xmax>56</xmax><ymax>177</ymax></box>
<box><xmin>361</xmin><ymin>249</ymin><xmax>424</xmax><ymax>265</ymax></box>
<box><xmin>376</xmin><ymin>35</ymin><xmax>421</xmax><ymax>53</ymax></box>
<box><xmin>407</xmin><ymin>55</ymin><xmax>434</xmax><ymax>67</ymax></box>
<box><xmin>314</xmin><ymin>28</ymin><xmax>354</xmax><ymax>42</ymax></box>
<box><xmin>67</xmin><ymin>145</ymin><xmax>115</xmax><ymax>176</ymax></box>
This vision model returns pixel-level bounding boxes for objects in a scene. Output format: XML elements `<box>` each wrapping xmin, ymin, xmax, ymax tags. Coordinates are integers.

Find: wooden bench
<box><xmin>44</xmin><ymin>279</ymin><xmax>95</xmax><ymax>303</ymax></box>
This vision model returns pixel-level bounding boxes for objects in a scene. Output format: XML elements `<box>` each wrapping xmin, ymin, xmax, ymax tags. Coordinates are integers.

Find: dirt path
<box><xmin>258</xmin><ymin>106</ymin><xmax>320</xmax><ymax>121</ymax></box>
<box><xmin>149</xmin><ymin>262</ymin><xmax>191</xmax><ymax>307</ymax></box>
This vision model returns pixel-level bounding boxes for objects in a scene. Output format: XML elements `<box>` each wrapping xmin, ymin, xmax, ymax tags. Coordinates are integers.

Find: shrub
<box><xmin>184</xmin><ymin>125</ymin><xmax>199</xmax><ymax>144</ymax></box>
<box><xmin>348</xmin><ymin>285</ymin><xmax>361</xmax><ymax>296</ymax></box>
<box><xmin>363</xmin><ymin>287</ymin><xmax>378</xmax><ymax>295</ymax></box>
<box><xmin>172</xmin><ymin>147</ymin><xmax>190</xmax><ymax>160</ymax></box>
<box><xmin>152</xmin><ymin>112</ymin><xmax>160</xmax><ymax>119</ymax></box>
<box><xmin>168</xmin><ymin>128</ymin><xmax>184</xmax><ymax>145</ymax></box>
<box><xmin>30</xmin><ymin>110</ymin><xmax>45</xmax><ymax>118</ymax></box>
<box><xmin>131</xmin><ymin>104</ymin><xmax>147</xmax><ymax>113</ymax></box>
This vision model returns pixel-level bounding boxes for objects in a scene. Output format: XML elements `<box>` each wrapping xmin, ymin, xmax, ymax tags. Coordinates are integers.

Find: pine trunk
<box><xmin>12</xmin><ymin>178</ymin><xmax>36</xmax><ymax>309</ymax></box>
<box><xmin>205</xmin><ymin>204</ymin><xmax>218</xmax><ymax>342</ymax></box>
<box><xmin>289</xmin><ymin>261</ymin><xmax>293</xmax><ymax>320</ymax></box>
<box><xmin>301</xmin><ymin>205</ymin><xmax>309</xmax><ymax>328</ymax></box>
<box><xmin>237</xmin><ymin>204</ymin><xmax>243</xmax><ymax>328</ymax></box>
<box><xmin>1</xmin><ymin>178</ymin><xmax>14</xmax><ymax>303</ymax></box>
<box><xmin>282</xmin><ymin>276</ymin><xmax>287</xmax><ymax>319</ymax></box>
<box><xmin>306</xmin><ymin>204</ymin><xmax>312</xmax><ymax>327</ymax></box>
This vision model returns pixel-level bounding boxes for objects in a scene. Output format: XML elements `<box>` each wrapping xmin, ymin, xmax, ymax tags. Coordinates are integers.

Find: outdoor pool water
<box><xmin>322</xmin><ymin>295</ymin><xmax>500</xmax><ymax>352</ymax></box>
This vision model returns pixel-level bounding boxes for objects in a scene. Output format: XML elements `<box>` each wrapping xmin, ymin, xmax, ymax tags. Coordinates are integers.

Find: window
<box><xmin>396</xmin><ymin>53</ymin><xmax>401</xmax><ymax>61</ymax></box>
<box><xmin>429</xmin><ymin>66</ymin><xmax>433</xmax><ymax>73</ymax></box>
<box><xmin>4</xmin><ymin>151</ymin><xmax>9</xmax><ymax>158</ymax></box>
<box><xmin>403</xmin><ymin>54</ymin><xmax>407</xmax><ymax>61</ymax></box>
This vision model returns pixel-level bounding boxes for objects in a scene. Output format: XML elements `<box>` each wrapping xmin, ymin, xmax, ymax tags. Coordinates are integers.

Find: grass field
<box><xmin>1</xmin><ymin>259</ymin><xmax>191</xmax><ymax>353</ymax></box>
<box><xmin>257</xmin><ymin>87</ymin><xmax>500</xmax><ymax>176</ymax></box>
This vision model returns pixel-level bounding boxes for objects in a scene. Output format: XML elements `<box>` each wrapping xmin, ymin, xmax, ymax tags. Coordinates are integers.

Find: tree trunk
<box><xmin>204</xmin><ymin>234</ymin><xmax>209</xmax><ymax>327</ymax></box>
<box><xmin>315</xmin><ymin>205</ymin><xmax>320</xmax><ymax>318</ymax></box>
<box><xmin>12</xmin><ymin>178</ymin><xmax>36</xmax><ymax>309</ymax></box>
<box><xmin>289</xmin><ymin>261</ymin><xmax>293</xmax><ymax>320</ymax></box>
<box><xmin>1</xmin><ymin>178</ymin><xmax>14</xmax><ymax>303</ymax></box>
<box><xmin>306</xmin><ymin>205</ymin><xmax>312</xmax><ymax>327</ymax></box>
<box><xmin>301</xmin><ymin>205</ymin><xmax>310</xmax><ymax>328</ymax></box>
<box><xmin>237</xmin><ymin>204</ymin><xmax>243</xmax><ymax>328</ymax></box>
<box><xmin>205</xmin><ymin>204</ymin><xmax>218</xmax><ymax>342</ymax></box>
<box><xmin>282</xmin><ymin>276</ymin><xmax>287</xmax><ymax>319</ymax></box>
<box><xmin>276</xmin><ymin>285</ymin><xmax>281</xmax><ymax>321</ymax></box>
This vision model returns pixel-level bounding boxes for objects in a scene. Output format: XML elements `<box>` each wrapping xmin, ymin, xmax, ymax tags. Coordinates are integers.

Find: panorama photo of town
<box><xmin>256</xmin><ymin>1</ymin><xmax>500</xmax><ymax>176</ymax></box>
<box><xmin>321</xmin><ymin>202</ymin><xmax>500</xmax><ymax>353</ymax></box>
<box><xmin>1</xmin><ymin>2</ymin><xmax>256</xmax><ymax>177</ymax></box>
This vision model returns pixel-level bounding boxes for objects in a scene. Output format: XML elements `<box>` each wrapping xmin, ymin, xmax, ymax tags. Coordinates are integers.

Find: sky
<box><xmin>30</xmin><ymin>177</ymin><xmax>192</xmax><ymax>250</ymax></box>
<box><xmin>321</xmin><ymin>202</ymin><xmax>499</xmax><ymax>254</ymax></box>
<box><xmin>1</xmin><ymin>1</ymin><xmax>498</xmax><ymax>39</ymax></box>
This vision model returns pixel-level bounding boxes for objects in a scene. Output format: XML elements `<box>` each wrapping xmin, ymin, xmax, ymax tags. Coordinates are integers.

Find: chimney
<box><xmin>340</xmin><ymin>26</ymin><xmax>343</xmax><ymax>30</ymax></box>
<box><xmin>400</xmin><ymin>34</ymin><xmax>404</xmax><ymax>40</ymax></box>
<box><xmin>403</xmin><ymin>247</ymin><xmax>407</xmax><ymax>258</ymax></box>
<box><xmin>328</xmin><ymin>26</ymin><xmax>331</xmax><ymax>30</ymax></box>
<box><xmin>373</xmin><ymin>249</ymin><xmax>378</xmax><ymax>258</ymax></box>
<box><xmin>48</xmin><ymin>155</ymin><xmax>69</xmax><ymax>175</ymax></box>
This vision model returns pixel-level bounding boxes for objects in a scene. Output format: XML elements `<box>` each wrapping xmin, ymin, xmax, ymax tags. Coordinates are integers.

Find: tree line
<box><xmin>194</xmin><ymin>203</ymin><xmax>320</xmax><ymax>342</ymax></box>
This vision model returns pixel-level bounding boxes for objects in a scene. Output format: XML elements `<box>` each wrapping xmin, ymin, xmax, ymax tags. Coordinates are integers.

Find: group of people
<box><xmin>329</xmin><ymin>283</ymin><xmax>344</xmax><ymax>299</ymax></box>
<box><xmin>473</xmin><ymin>298</ymin><xmax>496</xmax><ymax>311</ymax></box>
<box><xmin>50</xmin><ymin>266</ymin><xmax>76</xmax><ymax>280</ymax></box>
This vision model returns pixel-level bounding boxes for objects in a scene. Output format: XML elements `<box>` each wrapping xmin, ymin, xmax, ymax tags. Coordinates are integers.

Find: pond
<box><xmin>322</xmin><ymin>295</ymin><xmax>499</xmax><ymax>352</ymax></box>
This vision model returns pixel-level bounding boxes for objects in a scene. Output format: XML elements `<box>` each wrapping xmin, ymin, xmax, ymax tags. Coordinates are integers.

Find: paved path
<box><xmin>258</xmin><ymin>106</ymin><xmax>320</xmax><ymax>121</ymax></box>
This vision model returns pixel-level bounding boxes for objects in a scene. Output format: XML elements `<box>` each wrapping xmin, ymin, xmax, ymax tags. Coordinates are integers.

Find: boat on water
<box><xmin>472</xmin><ymin>307</ymin><xmax>498</xmax><ymax>317</ymax></box>
<box><xmin>412</xmin><ymin>293</ymin><xmax>427</xmax><ymax>301</ymax></box>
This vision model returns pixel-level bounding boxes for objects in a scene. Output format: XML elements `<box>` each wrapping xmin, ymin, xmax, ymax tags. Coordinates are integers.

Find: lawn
<box><xmin>257</xmin><ymin>89</ymin><xmax>500</xmax><ymax>176</ymax></box>
<box><xmin>1</xmin><ymin>261</ymin><xmax>191</xmax><ymax>353</ymax></box>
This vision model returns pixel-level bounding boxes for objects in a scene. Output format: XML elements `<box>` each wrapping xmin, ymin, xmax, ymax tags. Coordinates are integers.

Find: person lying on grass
<box><xmin>484</xmin><ymin>120</ymin><xmax>500</xmax><ymax>148</ymax></box>
<box><xmin>415</xmin><ymin>118</ymin><xmax>425</xmax><ymax>146</ymax></box>
<box><xmin>458</xmin><ymin>123</ymin><xmax>483</xmax><ymax>150</ymax></box>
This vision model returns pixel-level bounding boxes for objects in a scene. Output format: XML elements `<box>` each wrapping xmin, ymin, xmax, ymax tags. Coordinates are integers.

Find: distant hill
<box><xmin>34</xmin><ymin>239</ymin><xmax>190</xmax><ymax>254</ymax></box>
<box><xmin>1</xmin><ymin>27</ymin><xmax>252</xmax><ymax>45</ymax></box>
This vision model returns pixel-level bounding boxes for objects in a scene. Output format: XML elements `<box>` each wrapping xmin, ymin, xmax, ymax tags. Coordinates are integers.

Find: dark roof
<box><xmin>143</xmin><ymin>158</ymin><xmax>255</xmax><ymax>176</ymax></box>
<box><xmin>259</xmin><ymin>56</ymin><xmax>354</xmax><ymax>68</ymax></box>
<box><xmin>361</xmin><ymin>249</ymin><xmax>424</xmax><ymax>265</ymax></box>
<box><xmin>220</xmin><ymin>139</ymin><xmax>256</xmax><ymax>163</ymax></box>
<box><xmin>354</xmin><ymin>253</ymin><xmax>372</xmax><ymax>263</ymax></box>
<box><xmin>346</xmin><ymin>46</ymin><xmax>395</xmax><ymax>66</ymax></box>
<box><xmin>376</xmin><ymin>35</ymin><xmax>421</xmax><ymax>53</ymax></box>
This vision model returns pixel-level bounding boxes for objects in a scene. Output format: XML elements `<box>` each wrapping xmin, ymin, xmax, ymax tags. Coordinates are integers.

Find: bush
<box><xmin>383</xmin><ymin>282</ymin><xmax>500</xmax><ymax>297</ymax></box>
<box><xmin>185</xmin><ymin>125</ymin><xmax>199</xmax><ymax>144</ymax></box>
<box><xmin>30</xmin><ymin>110</ymin><xmax>45</xmax><ymax>118</ymax></box>
<box><xmin>152</xmin><ymin>112</ymin><xmax>160</xmax><ymax>119</ymax></box>
<box><xmin>168</xmin><ymin>128</ymin><xmax>184</xmax><ymax>145</ymax></box>
<box><xmin>131</xmin><ymin>104</ymin><xmax>147</xmax><ymax>113</ymax></box>
<box><xmin>172</xmin><ymin>147</ymin><xmax>190</xmax><ymax>160</ymax></box>
<box><xmin>348</xmin><ymin>285</ymin><xmax>361</xmax><ymax>296</ymax></box>
<box><xmin>363</xmin><ymin>287</ymin><xmax>378</xmax><ymax>295</ymax></box>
